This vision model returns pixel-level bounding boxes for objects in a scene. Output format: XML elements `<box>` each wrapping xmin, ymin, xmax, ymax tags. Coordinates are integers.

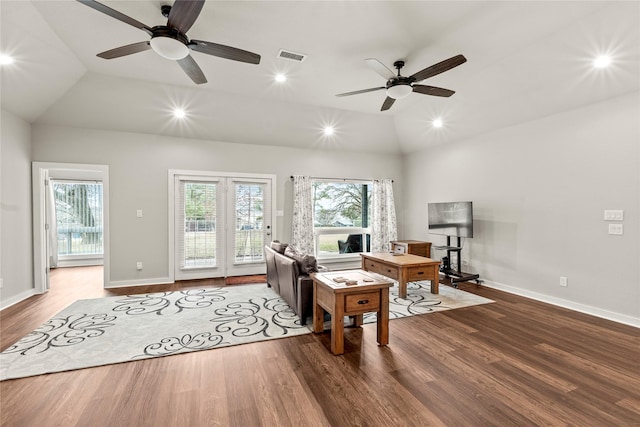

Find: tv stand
<box><xmin>433</xmin><ymin>236</ymin><xmax>480</xmax><ymax>287</ymax></box>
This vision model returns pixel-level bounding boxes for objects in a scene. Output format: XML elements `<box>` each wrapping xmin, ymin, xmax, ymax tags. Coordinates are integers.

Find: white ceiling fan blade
<box><xmin>365</xmin><ymin>58</ymin><xmax>396</xmax><ymax>80</ymax></box>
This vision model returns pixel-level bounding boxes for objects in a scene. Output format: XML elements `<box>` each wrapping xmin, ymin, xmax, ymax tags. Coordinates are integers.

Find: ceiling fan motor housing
<box><xmin>161</xmin><ymin>5</ymin><xmax>172</xmax><ymax>18</ymax></box>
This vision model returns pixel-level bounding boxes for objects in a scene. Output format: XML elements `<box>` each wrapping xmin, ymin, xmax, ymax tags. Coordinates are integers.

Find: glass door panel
<box><xmin>175</xmin><ymin>178</ymin><xmax>223</xmax><ymax>280</ymax></box>
<box><xmin>227</xmin><ymin>179</ymin><xmax>271</xmax><ymax>276</ymax></box>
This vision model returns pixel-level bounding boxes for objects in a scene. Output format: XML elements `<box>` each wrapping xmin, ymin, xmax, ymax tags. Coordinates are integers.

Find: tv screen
<box><xmin>428</xmin><ymin>201</ymin><xmax>474</xmax><ymax>238</ymax></box>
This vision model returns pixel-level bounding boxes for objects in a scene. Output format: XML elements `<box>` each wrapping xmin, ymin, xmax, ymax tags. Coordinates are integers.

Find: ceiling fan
<box><xmin>77</xmin><ymin>0</ymin><xmax>261</xmax><ymax>85</ymax></box>
<box><xmin>335</xmin><ymin>55</ymin><xmax>467</xmax><ymax>111</ymax></box>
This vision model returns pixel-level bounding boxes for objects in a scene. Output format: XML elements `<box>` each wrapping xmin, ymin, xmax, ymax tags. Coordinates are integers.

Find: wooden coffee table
<box><xmin>311</xmin><ymin>269</ymin><xmax>393</xmax><ymax>355</ymax></box>
<box><xmin>361</xmin><ymin>252</ymin><xmax>441</xmax><ymax>298</ymax></box>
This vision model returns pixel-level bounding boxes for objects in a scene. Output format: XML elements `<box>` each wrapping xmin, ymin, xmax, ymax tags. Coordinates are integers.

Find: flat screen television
<box><xmin>428</xmin><ymin>201</ymin><xmax>474</xmax><ymax>238</ymax></box>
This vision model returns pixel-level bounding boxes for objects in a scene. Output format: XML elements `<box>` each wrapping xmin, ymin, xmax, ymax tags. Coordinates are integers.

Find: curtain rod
<box><xmin>290</xmin><ymin>176</ymin><xmax>393</xmax><ymax>183</ymax></box>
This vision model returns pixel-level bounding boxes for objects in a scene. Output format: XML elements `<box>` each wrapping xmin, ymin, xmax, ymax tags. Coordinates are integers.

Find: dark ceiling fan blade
<box><xmin>364</xmin><ymin>58</ymin><xmax>396</xmax><ymax>80</ymax></box>
<box><xmin>409</xmin><ymin>54</ymin><xmax>467</xmax><ymax>83</ymax></box>
<box><xmin>76</xmin><ymin>0</ymin><xmax>152</xmax><ymax>35</ymax></box>
<box><xmin>381</xmin><ymin>97</ymin><xmax>396</xmax><ymax>111</ymax></box>
<box><xmin>412</xmin><ymin>85</ymin><xmax>455</xmax><ymax>97</ymax></box>
<box><xmin>177</xmin><ymin>55</ymin><xmax>207</xmax><ymax>84</ymax></box>
<box><xmin>97</xmin><ymin>41</ymin><xmax>151</xmax><ymax>59</ymax></box>
<box><xmin>335</xmin><ymin>87</ymin><xmax>386</xmax><ymax>97</ymax></box>
<box><xmin>167</xmin><ymin>0</ymin><xmax>205</xmax><ymax>34</ymax></box>
<box><xmin>189</xmin><ymin>40</ymin><xmax>260</xmax><ymax>64</ymax></box>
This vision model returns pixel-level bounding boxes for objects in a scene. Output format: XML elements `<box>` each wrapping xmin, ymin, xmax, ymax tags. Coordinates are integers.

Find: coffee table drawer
<box><xmin>345</xmin><ymin>291</ymin><xmax>380</xmax><ymax>313</ymax></box>
<box><xmin>363</xmin><ymin>260</ymin><xmax>399</xmax><ymax>280</ymax></box>
<box><xmin>406</xmin><ymin>266</ymin><xmax>433</xmax><ymax>281</ymax></box>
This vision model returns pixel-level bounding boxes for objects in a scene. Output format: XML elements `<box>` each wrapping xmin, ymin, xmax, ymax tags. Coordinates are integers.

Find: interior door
<box><xmin>174</xmin><ymin>174</ymin><xmax>273</xmax><ymax>280</ymax></box>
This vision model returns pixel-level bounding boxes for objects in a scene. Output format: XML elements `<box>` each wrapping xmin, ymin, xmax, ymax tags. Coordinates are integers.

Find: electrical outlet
<box><xmin>0</xmin><ymin>278</ymin><xmax>3</xmax><ymax>289</ymax></box>
<box><xmin>462</xmin><ymin>259</ymin><xmax>469</xmax><ymax>266</ymax></box>
<box><xmin>136</xmin><ymin>262</ymin><xmax>143</xmax><ymax>270</ymax></box>
<box><xmin>608</xmin><ymin>224</ymin><xmax>624</xmax><ymax>235</ymax></box>
<box><xmin>559</xmin><ymin>276</ymin><xmax>568</xmax><ymax>287</ymax></box>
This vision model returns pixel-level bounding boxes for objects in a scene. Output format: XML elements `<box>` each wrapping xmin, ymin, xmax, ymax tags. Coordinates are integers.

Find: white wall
<box><xmin>404</xmin><ymin>92</ymin><xmax>640</xmax><ymax>325</ymax></box>
<box><xmin>0</xmin><ymin>109</ymin><xmax>34</xmax><ymax>308</ymax></box>
<box><xmin>31</xmin><ymin>125</ymin><xmax>404</xmax><ymax>286</ymax></box>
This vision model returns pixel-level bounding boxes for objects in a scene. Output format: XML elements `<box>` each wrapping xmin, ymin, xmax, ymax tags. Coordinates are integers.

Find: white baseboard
<box><xmin>481</xmin><ymin>279</ymin><xmax>640</xmax><ymax>328</ymax></box>
<box><xmin>0</xmin><ymin>289</ymin><xmax>38</xmax><ymax>311</ymax></box>
<box><xmin>106</xmin><ymin>277</ymin><xmax>174</xmax><ymax>289</ymax></box>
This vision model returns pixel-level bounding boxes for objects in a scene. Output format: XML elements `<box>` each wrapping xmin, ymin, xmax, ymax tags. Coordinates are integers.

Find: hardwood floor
<box><xmin>1</xmin><ymin>267</ymin><xmax>638</xmax><ymax>426</ymax></box>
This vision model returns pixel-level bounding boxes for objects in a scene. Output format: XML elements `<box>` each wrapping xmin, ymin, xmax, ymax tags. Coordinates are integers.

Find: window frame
<box><xmin>311</xmin><ymin>179</ymin><xmax>372</xmax><ymax>261</ymax></box>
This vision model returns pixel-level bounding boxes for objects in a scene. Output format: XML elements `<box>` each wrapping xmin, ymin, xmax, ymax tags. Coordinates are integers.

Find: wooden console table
<box><xmin>361</xmin><ymin>252</ymin><xmax>440</xmax><ymax>298</ymax></box>
<box><xmin>311</xmin><ymin>270</ymin><xmax>392</xmax><ymax>355</ymax></box>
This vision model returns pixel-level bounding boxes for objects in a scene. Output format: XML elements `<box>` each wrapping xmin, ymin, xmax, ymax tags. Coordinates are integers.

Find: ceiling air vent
<box><xmin>277</xmin><ymin>49</ymin><xmax>307</xmax><ymax>62</ymax></box>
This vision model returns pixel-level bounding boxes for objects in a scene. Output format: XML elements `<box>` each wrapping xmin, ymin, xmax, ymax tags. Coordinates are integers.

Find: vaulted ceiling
<box><xmin>1</xmin><ymin>1</ymin><xmax>638</xmax><ymax>154</ymax></box>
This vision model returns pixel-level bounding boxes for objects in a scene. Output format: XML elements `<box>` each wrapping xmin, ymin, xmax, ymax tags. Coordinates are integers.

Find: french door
<box><xmin>173</xmin><ymin>173</ymin><xmax>273</xmax><ymax>280</ymax></box>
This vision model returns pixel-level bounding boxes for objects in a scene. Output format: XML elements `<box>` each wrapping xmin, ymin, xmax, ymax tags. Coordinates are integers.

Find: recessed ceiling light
<box><xmin>173</xmin><ymin>108</ymin><xmax>186</xmax><ymax>119</ymax></box>
<box><xmin>593</xmin><ymin>55</ymin><xmax>611</xmax><ymax>68</ymax></box>
<box><xmin>275</xmin><ymin>73</ymin><xmax>287</xmax><ymax>83</ymax></box>
<box><xmin>323</xmin><ymin>126</ymin><xmax>334</xmax><ymax>136</ymax></box>
<box><xmin>0</xmin><ymin>53</ymin><xmax>14</xmax><ymax>65</ymax></box>
<box><xmin>432</xmin><ymin>118</ymin><xmax>443</xmax><ymax>128</ymax></box>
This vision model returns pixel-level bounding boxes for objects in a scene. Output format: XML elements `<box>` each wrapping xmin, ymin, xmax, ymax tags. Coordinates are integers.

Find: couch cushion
<box><xmin>284</xmin><ymin>246</ymin><xmax>318</xmax><ymax>274</ymax></box>
<box><xmin>270</xmin><ymin>240</ymin><xmax>288</xmax><ymax>254</ymax></box>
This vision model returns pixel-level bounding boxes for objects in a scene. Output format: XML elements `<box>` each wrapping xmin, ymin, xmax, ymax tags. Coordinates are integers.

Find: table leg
<box><xmin>353</xmin><ymin>314</ymin><xmax>363</xmax><ymax>327</ymax></box>
<box><xmin>313</xmin><ymin>283</ymin><xmax>324</xmax><ymax>333</ymax></box>
<box><xmin>377</xmin><ymin>288</ymin><xmax>389</xmax><ymax>346</ymax></box>
<box><xmin>430</xmin><ymin>265</ymin><xmax>439</xmax><ymax>294</ymax></box>
<box><xmin>331</xmin><ymin>298</ymin><xmax>345</xmax><ymax>355</ymax></box>
<box><xmin>398</xmin><ymin>267</ymin><xmax>408</xmax><ymax>298</ymax></box>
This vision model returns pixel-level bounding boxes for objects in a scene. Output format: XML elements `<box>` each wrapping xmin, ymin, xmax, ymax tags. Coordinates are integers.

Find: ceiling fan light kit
<box><xmin>150</xmin><ymin>34</ymin><xmax>189</xmax><ymax>60</ymax></box>
<box><xmin>387</xmin><ymin>84</ymin><xmax>412</xmax><ymax>99</ymax></box>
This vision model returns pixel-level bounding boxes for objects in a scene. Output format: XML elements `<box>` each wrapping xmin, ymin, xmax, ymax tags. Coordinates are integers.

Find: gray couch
<box><xmin>264</xmin><ymin>242</ymin><xmax>323</xmax><ymax>325</ymax></box>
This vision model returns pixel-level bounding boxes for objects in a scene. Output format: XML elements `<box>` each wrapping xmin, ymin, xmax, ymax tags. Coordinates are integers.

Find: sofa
<box><xmin>264</xmin><ymin>241</ymin><xmax>324</xmax><ymax>325</ymax></box>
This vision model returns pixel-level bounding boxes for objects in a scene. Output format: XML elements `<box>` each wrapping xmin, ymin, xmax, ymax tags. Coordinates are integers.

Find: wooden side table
<box><xmin>361</xmin><ymin>252</ymin><xmax>440</xmax><ymax>298</ymax></box>
<box><xmin>391</xmin><ymin>240</ymin><xmax>432</xmax><ymax>257</ymax></box>
<box><xmin>311</xmin><ymin>270</ymin><xmax>393</xmax><ymax>355</ymax></box>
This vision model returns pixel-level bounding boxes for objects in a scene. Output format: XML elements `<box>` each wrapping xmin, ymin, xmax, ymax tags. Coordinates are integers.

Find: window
<box><xmin>53</xmin><ymin>181</ymin><xmax>103</xmax><ymax>258</ymax></box>
<box><xmin>312</xmin><ymin>180</ymin><xmax>372</xmax><ymax>258</ymax></box>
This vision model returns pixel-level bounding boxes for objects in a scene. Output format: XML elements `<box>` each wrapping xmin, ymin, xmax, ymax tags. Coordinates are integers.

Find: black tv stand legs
<box><xmin>437</xmin><ymin>236</ymin><xmax>480</xmax><ymax>288</ymax></box>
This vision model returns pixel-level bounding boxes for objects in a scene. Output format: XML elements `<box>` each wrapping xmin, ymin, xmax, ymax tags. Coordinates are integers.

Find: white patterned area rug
<box><xmin>1</xmin><ymin>284</ymin><xmax>308</xmax><ymax>381</ymax></box>
<box><xmin>1</xmin><ymin>281</ymin><xmax>492</xmax><ymax>381</ymax></box>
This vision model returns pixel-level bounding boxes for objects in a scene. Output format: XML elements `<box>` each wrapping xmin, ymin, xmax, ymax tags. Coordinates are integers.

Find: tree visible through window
<box><xmin>53</xmin><ymin>181</ymin><xmax>103</xmax><ymax>257</ymax></box>
<box><xmin>313</xmin><ymin>181</ymin><xmax>371</xmax><ymax>256</ymax></box>
<box><xmin>234</xmin><ymin>183</ymin><xmax>265</xmax><ymax>262</ymax></box>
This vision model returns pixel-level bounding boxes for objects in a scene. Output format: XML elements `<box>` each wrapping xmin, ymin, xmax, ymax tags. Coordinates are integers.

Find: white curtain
<box><xmin>371</xmin><ymin>179</ymin><xmax>397</xmax><ymax>253</ymax></box>
<box><xmin>291</xmin><ymin>176</ymin><xmax>315</xmax><ymax>254</ymax></box>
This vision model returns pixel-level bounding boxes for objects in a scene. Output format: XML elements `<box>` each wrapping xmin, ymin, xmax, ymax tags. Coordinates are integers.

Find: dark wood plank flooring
<box><xmin>1</xmin><ymin>266</ymin><xmax>638</xmax><ymax>426</ymax></box>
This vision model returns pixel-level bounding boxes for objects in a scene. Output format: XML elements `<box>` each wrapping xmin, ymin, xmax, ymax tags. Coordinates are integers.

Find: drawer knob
<box><xmin>417</xmin><ymin>272</ymin><xmax>424</xmax><ymax>275</ymax></box>
<box><xmin>357</xmin><ymin>299</ymin><xmax>369</xmax><ymax>305</ymax></box>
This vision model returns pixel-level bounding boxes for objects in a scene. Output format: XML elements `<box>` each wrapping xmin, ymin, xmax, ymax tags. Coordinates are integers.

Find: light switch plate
<box><xmin>608</xmin><ymin>223</ymin><xmax>623</xmax><ymax>235</ymax></box>
<box><xmin>136</xmin><ymin>210</ymin><xmax>143</xmax><ymax>218</ymax></box>
<box><xmin>604</xmin><ymin>210</ymin><xmax>624</xmax><ymax>221</ymax></box>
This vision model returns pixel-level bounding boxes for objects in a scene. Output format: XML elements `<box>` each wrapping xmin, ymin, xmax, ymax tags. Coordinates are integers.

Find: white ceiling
<box><xmin>1</xmin><ymin>1</ymin><xmax>638</xmax><ymax>154</ymax></box>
